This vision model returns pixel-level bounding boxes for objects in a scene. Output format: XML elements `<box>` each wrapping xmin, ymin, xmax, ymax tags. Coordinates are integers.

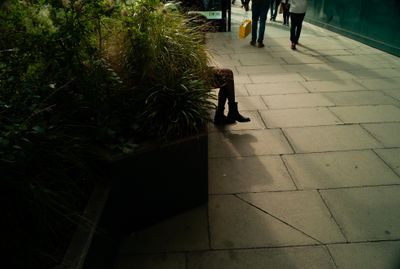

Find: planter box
<box><xmin>60</xmin><ymin>132</ymin><xmax>209</xmax><ymax>269</ymax></box>
<box><xmin>102</xmin><ymin>131</ymin><xmax>208</xmax><ymax>234</ymax></box>
<box><xmin>56</xmin><ymin>181</ymin><xmax>111</xmax><ymax>269</ymax></box>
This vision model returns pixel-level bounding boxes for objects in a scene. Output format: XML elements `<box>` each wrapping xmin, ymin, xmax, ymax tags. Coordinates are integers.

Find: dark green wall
<box><xmin>305</xmin><ymin>0</ymin><xmax>400</xmax><ymax>56</ymax></box>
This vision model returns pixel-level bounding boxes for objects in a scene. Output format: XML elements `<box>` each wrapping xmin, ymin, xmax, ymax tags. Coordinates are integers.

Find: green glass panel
<box><xmin>306</xmin><ymin>0</ymin><xmax>400</xmax><ymax>56</ymax></box>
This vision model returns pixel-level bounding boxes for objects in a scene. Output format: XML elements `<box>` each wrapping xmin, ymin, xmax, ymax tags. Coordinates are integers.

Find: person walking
<box><xmin>269</xmin><ymin>0</ymin><xmax>280</xmax><ymax>21</ymax></box>
<box><xmin>289</xmin><ymin>0</ymin><xmax>308</xmax><ymax>50</ymax></box>
<box><xmin>250</xmin><ymin>0</ymin><xmax>271</xmax><ymax>48</ymax></box>
<box><xmin>281</xmin><ymin>0</ymin><xmax>290</xmax><ymax>25</ymax></box>
<box><xmin>241</xmin><ymin>0</ymin><xmax>250</xmax><ymax>11</ymax></box>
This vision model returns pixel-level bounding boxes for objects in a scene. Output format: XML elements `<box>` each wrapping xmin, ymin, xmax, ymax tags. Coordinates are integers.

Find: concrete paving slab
<box><xmin>250</xmin><ymin>72</ymin><xmax>306</xmax><ymax>83</ymax></box>
<box><xmin>362</xmin><ymin>123</ymin><xmax>400</xmax><ymax>147</ymax></box>
<box><xmin>232</xmin><ymin>84</ymin><xmax>249</xmax><ymax>96</ymax></box>
<box><xmin>238</xmin><ymin>191</ymin><xmax>346</xmax><ymax>243</ymax></box>
<box><xmin>232</xmin><ymin>73</ymin><xmax>252</xmax><ymax>84</ymax></box>
<box><xmin>367</xmin><ymin>54</ymin><xmax>400</xmax><ymax>67</ymax></box>
<box><xmin>282</xmin><ymin>63</ymin><xmax>337</xmax><ymax>73</ymax></box>
<box><xmin>284</xmin><ymin>125</ymin><xmax>382</xmax><ymax>153</ymax></box>
<box><xmin>208</xmin><ymin>155</ymin><xmax>296</xmax><ymax>194</ymax></box>
<box><xmin>117</xmin><ymin>206</ymin><xmax>209</xmax><ymax>253</ymax></box>
<box><xmin>374</xmin><ymin>148</ymin><xmax>400</xmax><ymax>176</ymax></box>
<box><xmin>230</xmin><ymin>53</ymin><xmax>285</xmax><ymax>66</ymax></box>
<box><xmin>357</xmin><ymin>77</ymin><xmax>400</xmax><ymax>90</ymax></box>
<box><xmin>320</xmin><ymin>185</ymin><xmax>400</xmax><ymax>241</ymax></box>
<box><xmin>187</xmin><ymin>246</ymin><xmax>337</xmax><ymax>269</ymax></box>
<box><xmin>114</xmin><ymin>253</ymin><xmax>185</xmax><ymax>269</ymax></box>
<box><xmin>348</xmin><ymin>67</ymin><xmax>400</xmax><ymax>79</ymax></box>
<box><xmin>305</xmin><ymin>49</ymin><xmax>353</xmax><ymax>57</ymax></box>
<box><xmin>246</xmin><ymin>81</ymin><xmax>308</xmax><ymax>96</ymax></box>
<box><xmin>324</xmin><ymin>55</ymin><xmax>386</xmax><ymax>69</ymax></box>
<box><xmin>283</xmin><ymin>150</ymin><xmax>400</xmax><ymax>189</ymax></box>
<box><xmin>235</xmin><ymin>96</ymin><xmax>268</xmax><ymax>110</ymax></box>
<box><xmin>272</xmin><ymin>50</ymin><xmax>307</xmax><ymax>58</ymax></box>
<box><xmin>208</xmin><ymin>129</ymin><xmax>293</xmax><ymax>157</ymax></box>
<box><xmin>281</xmin><ymin>55</ymin><xmax>325</xmax><ymax>65</ymax></box>
<box><xmin>299</xmin><ymin>70</ymin><xmax>356</xmax><ymax>81</ymax></box>
<box><xmin>209</xmin><ymin>195</ymin><xmax>317</xmax><ymax>249</ymax></box>
<box><xmin>260</xmin><ymin>107</ymin><xmax>342</xmax><ymax>128</ymax></box>
<box><xmin>208</xmin><ymin>47</ymin><xmax>234</xmax><ymax>56</ymax></box>
<box><xmin>326</xmin><ymin>62</ymin><xmax>376</xmax><ymax>71</ymax></box>
<box><xmin>330</xmin><ymin>105</ymin><xmax>400</xmax><ymax>123</ymax></box>
<box><xmin>262</xmin><ymin>93</ymin><xmax>335</xmax><ymax>109</ymax></box>
<box><xmin>210</xmin><ymin>54</ymin><xmax>241</xmax><ymax>67</ymax></box>
<box><xmin>300</xmin><ymin>79</ymin><xmax>368</xmax><ymax>93</ymax></box>
<box><xmin>363</xmin><ymin>55</ymin><xmax>400</xmax><ymax>68</ymax></box>
<box><xmin>382</xmin><ymin>89</ymin><xmax>400</xmax><ymax>101</ymax></box>
<box><xmin>236</xmin><ymin>65</ymin><xmax>287</xmax><ymax>75</ymax></box>
<box><xmin>300</xmin><ymin>34</ymin><xmax>355</xmax><ymax>48</ymax></box>
<box><xmin>323</xmin><ymin>91</ymin><xmax>400</xmax><ymax>106</ymax></box>
<box><xmin>346</xmin><ymin>44</ymin><xmax>389</xmax><ymax>55</ymax></box>
<box><xmin>328</xmin><ymin>241</ymin><xmax>400</xmax><ymax>269</ymax></box>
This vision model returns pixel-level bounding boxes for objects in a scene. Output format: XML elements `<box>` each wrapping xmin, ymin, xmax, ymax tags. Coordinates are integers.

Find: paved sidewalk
<box><xmin>113</xmin><ymin>6</ymin><xmax>400</xmax><ymax>269</ymax></box>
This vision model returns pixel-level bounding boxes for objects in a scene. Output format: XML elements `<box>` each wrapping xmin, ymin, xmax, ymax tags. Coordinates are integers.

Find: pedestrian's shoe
<box><xmin>257</xmin><ymin>42</ymin><xmax>265</xmax><ymax>48</ymax></box>
<box><xmin>291</xmin><ymin>43</ymin><xmax>296</xmax><ymax>50</ymax></box>
<box><xmin>227</xmin><ymin>102</ymin><xmax>251</xmax><ymax>123</ymax></box>
<box><xmin>214</xmin><ymin>107</ymin><xmax>236</xmax><ymax>125</ymax></box>
<box><xmin>243</xmin><ymin>3</ymin><xmax>249</xmax><ymax>11</ymax></box>
<box><xmin>250</xmin><ymin>40</ymin><xmax>256</xmax><ymax>46</ymax></box>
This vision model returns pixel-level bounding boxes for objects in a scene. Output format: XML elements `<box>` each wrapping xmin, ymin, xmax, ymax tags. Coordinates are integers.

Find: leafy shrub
<box><xmin>1</xmin><ymin>0</ymin><xmax>214</xmax><ymax>268</ymax></box>
<box><xmin>0</xmin><ymin>1</ymin><xmax>121</xmax><ymax>268</ymax></box>
<box><xmin>102</xmin><ymin>0</ymin><xmax>215</xmax><ymax>140</ymax></box>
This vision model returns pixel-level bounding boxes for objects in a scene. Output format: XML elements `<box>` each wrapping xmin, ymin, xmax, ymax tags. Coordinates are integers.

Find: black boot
<box><xmin>214</xmin><ymin>107</ymin><xmax>236</xmax><ymax>125</ymax></box>
<box><xmin>227</xmin><ymin>102</ymin><xmax>250</xmax><ymax>122</ymax></box>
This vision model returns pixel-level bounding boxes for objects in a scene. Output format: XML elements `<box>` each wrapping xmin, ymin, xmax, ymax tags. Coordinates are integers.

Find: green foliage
<box><xmin>85</xmin><ymin>0</ymin><xmax>215</xmax><ymax>142</ymax></box>
<box><xmin>111</xmin><ymin>0</ymin><xmax>214</xmax><ymax>140</ymax></box>
<box><xmin>1</xmin><ymin>0</ymin><xmax>214</xmax><ymax>267</ymax></box>
<box><xmin>0</xmin><ymin>1</ymin><xmax>121</xmax><ymax>268</ymax></box>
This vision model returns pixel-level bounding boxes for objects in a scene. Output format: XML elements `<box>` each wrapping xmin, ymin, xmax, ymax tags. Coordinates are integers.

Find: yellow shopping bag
<box><xmin>239</xmin><ymin>19</ymin><xmax>251</xmax><ymax>39</ymax></box>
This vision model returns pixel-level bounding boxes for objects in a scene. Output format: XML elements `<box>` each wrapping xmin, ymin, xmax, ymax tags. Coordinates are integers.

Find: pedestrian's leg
<box><xmin>273</xmin><ymin>0</ymin><xmax>279</xmax><ymax>20</ymax></box>
<box><xmin>210</xmin><ymin>68</ymin><xmax>228</xmax><ymax>124</ymax></box>
<box><xmin>290</xmin><ymin>13</ymin><xmax>296</xmax><ymax>43</ymax></box>
<box><xmin>218</xmin><ymin>69</ymin><xmax>235</xmax><ymax>104</ymax></box>
<box><xmin>295</xmin><ymin>13</ymin><xmax>306</xmax><ymax>44</ymax></box>
<box><xmin>269</xmin><ymin>0</ymin><xmax>274</xmax><ymax>20</ymax></box>
<box><xmin>283</xmin><ymin>8</ymin><xmax>287</xmax><ymax>24</ymax></box>
<box><xmin>251</xmin><ymin>3</ymin><xmax>260</xmax><ymax>45</ymax></box>
<box><xmin>221</xmin><ymin>69</ymin><xmax>250</xmax><ymax>123</ymax></box>
<box><xmin>213</xmin><ymin>68</ymin><xmax>250</xmax><ymax>124</ymax></box>
<box><xmin>257</xmin><ymin>2</ymin><xmax>268</xmax><ymax>45</ymax></box>
<box><xmin>290</xmin><ymin>13</ymin><xmax>301</xmax><ymax>49</ymax></box>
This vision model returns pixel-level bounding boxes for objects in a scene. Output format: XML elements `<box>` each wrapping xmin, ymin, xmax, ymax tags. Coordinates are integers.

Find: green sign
<box><xmin>188</xmin><ymin>10</ymin><xmax>222</xmax><ymax>20</ymax></box>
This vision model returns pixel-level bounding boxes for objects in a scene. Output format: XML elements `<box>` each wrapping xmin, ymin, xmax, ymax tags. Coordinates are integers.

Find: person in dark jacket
<box><xmin>249</xmin><ymin>0</ymin><xmax>271</xmax><ymax>48</ymax></box>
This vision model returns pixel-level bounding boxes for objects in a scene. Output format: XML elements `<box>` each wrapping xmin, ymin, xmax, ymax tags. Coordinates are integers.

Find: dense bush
<box><xmin>103</xmin><ymin>0</ymin><xmax>214</xmax><ymax>139</ymax></box>
<box><xmin>0</xmin><ymin>0</ymin><xmax>214</xmax><ymax>268</ymax></box>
